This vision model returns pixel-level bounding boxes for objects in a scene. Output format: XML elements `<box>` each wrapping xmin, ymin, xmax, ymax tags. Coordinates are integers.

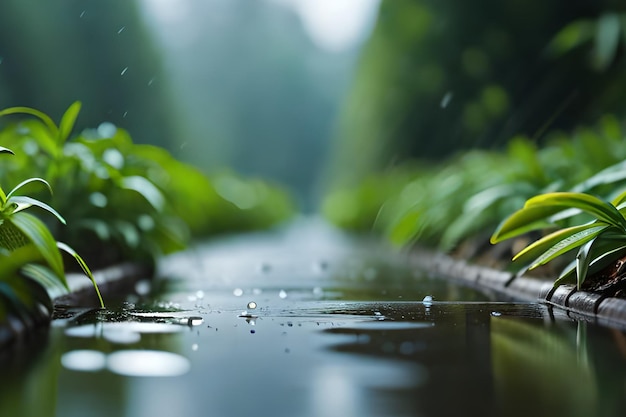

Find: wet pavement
<box><xmin>2</xmin><ymin>218</ymin><xmax>626</xmax><ymax>417</ymax></box>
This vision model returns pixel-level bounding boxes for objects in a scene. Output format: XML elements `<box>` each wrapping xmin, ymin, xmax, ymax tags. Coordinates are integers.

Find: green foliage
<box><xmin>0</xmin><ymin>145</ymin><xmax>103</xmax><ymax>333</ymax></box>
<box><xmin>491</xmin><ymin>192</ymin><xmax>626</xmax><ymax>289</ymax></box>
<box><xmin>328</xmin><ymin>0</ymin><xmax>626</xmax><ymax>189</ymax></box>
<box><xmin>324</xmin><ymin>116</ymin><xmax>626</xmax><ymax>259</ymax></box>
<box><xmin>0</xmin><ymin>102</ymin><xmax>295</xmax><ymax>269</ymax></box>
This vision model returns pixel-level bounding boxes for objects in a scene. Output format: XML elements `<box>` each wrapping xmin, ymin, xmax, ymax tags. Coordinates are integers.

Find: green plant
<box><xmin>0</xmin><ymin>144</ymin><xmax>103</xmax><ymax>333</ymax></box>
<box><xmin>0</xmin><ymin>102</ymin><xmax>295</xmax><ymax>269</ymax></box>
<box><xmin>490</xmin><ymin>192</ymin><xmax>626</xmax><ymax>290</ymax></box>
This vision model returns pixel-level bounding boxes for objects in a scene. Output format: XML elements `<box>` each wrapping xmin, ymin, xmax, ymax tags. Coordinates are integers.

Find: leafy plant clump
<box><xmin>0</xmin><ymin>102</ymin><xmax>295</xmax><ymax>269</ymax></box>
<box><xmin>0</xmin><ymin>145</ymin><xmax>102</xmax><ymax>340</ymax></box>
<box><xmin>491</xmin><ymin>192</ymin><xmax>626</xmax><ymax>292</ymax></box>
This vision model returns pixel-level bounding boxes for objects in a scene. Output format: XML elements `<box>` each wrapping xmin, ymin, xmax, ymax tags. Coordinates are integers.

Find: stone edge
<box><xmin>410</xmin><ymin>249</ymin><xmax>626</xmax><ymax>329</ymax></box>
<box><xmin>1</xmin><ymin>262</ymin><xmax>152</xmax><ymax>350</ymax></box>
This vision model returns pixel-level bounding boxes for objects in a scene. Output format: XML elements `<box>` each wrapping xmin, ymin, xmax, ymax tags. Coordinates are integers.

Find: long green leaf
<box><xmin>490</xmin><ymin>204</ymin><xmax>565</xmax><ymax>243</ymax></box>
<box><xmin>0</xmin><ymin>106</ymin><xmax>58</xmax><ymax>137</ymax></box>
<box><xmin>6</xmin><ymin>177</ymin><xmax>52</xmax><ymax>200</ymax></box>
<box><xmin>524</xmin><ymin>192</ymin><xmax>626</xmax><ymax>230</ymax></box>
<box><xmin>512</xmin><ymin>223</ymin><xmax>608</xmax><ymax>266</ymax></box>
<box><xmin>9</xmin><ymin>196</ymin><xmax>67</xmax><ymax>224</ymax></box>
<box><xmin>520</xmin><ymin>224</ymin><xmax>609</xmax><ymax>270</ymax></box>
<box><xmin>9</xmin><ymin>212</ymin><xmax>66</xmax><ymax>289</ymax></box>
<box><xmin>58</xmin><ymin>101</ymin><xmax>81</xmax><ymax>145</ymax></box>
<box><xmin>0</xmin><ymin>244</ymin><xmax>44</xmax><ymax>278</ymax></box>
<box><xmin>21</xmin><ymin>264</ymin><xmax>68</xmax><ymax>296</ymax></box>
<box><xmin>57</xmin><ymin>242</ymin><xmax>104</xmax><ymax>308</ymax></box>
<box><xmin>120</xmin><ymin>176</ymin><xmax>165</xmax><ymax>211</ymax></box>
<box><xmin>576</xmin><ymin>239</ymin><xmax>596</xmax><ymax>289</ymax></box>
<box><xmin>556</xmin><ymin>240</ymin><xmax>626</xmax><ymax>287</ymax></box>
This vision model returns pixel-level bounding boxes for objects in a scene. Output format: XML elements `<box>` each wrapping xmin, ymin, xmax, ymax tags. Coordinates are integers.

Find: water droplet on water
<box><xmin>120</xmin><ymin>67</ymin><xmax>128</xmax><ymax>76</ymax></box>
<box><xmin>422</xmin><ymin>295</ymin><xmax>433</xmax><ymax>307</ymax></box>
<box><xmin>247</xmin><ymin>301</ymin><xmax>257</xmax><ymax>310</ymax></box>
<box><xmin>491</xmin><ymin>311</ymin><xmax>502</xmax><ymax>317</ymax></box>
<box><xmin>279</xmin><ymin>290</ymin><xmax>287</xmax><ymax>299</ymax></box>
<box><xmin>233</xmin><ymin>288</ymin><xmax>243</xmax><ymax>297</ymax></box>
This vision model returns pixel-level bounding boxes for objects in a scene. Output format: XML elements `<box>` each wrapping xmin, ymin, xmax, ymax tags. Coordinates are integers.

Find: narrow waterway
<box><xmin>1</xmin><ymin>219</ymin><xmax>625</xmax><ymax>417</ymax></box>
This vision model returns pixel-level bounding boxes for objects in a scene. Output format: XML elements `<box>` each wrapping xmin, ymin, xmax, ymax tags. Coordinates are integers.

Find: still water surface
<box><xmin>1</xmin><ymin>220</ymin><xmax>626</xmax><ymax>417</ymax></box>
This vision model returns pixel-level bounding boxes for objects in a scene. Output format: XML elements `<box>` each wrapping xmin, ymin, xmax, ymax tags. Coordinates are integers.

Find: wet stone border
<box><xmin>0</xmin><ymin>262</ymin><xmax>152</xmax><ymax>350</ymax></box>
<box><xmin>410</xmin><ymin>249</ymin><xmax>626</xmax><ymax>330</ymax></box>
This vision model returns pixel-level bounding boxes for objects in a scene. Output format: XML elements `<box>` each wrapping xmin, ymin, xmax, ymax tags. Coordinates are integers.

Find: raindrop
<box><xmin>247</xmin><ymin>301</ymin><xmax>257</xmax><ymax>310</ymax></box>
<box><xmin>252</xmin><ymin>288</ymin><xmax>263</xmax><ymax>295</ymax></box>
<box><xmin>79</xmin><ymin>10</ymin><xmax>86</xmax><ymax>18</ymax></box>
<box><xmin>122</xmin><ymin>111</ymin><xmax>128</xmax><ymax>118</ymax></box>
<box><xmin>440</xmin><ymin>91</ymin><xmax>453</xmax><ymax>108</ymax></box>
<box><xmin>196</xmin><ymin>290</ymin><xmax>205</xmax><ymax>299</ymax></box>
<box><xmin>117</xmin><ymin>26</ymin><xmax>126</xmax><ymax>34</ymax></box>
<box><xmin>233</xmin><ymin>288</ymin><xmax>244</xmax><ymax>297</ymax></box>
<box><xmin>120</xmin><ymin>67</ymin><xmax>128</xmax><ymax>76</ymax></box>
<box><xmin>491</xmin><ymin>311</ymin><xmax>502</xmax><ymax>317</ymax></box>
<box><xmin>62</xmin><ymin>350</ymin><xmax>106</xmax><ymax>372</ymax></box>
<box><xmin>192</xmin><ymin>343</ymin><xmax>199</xmax><ymax>351</ymax></box>
<box><xmin>279</xmin><ymin>290</ymin><xmax>287</xmax><ymax>299</ymax></box>
<box><xmin>313</xmin><ymin>287</ymin><xmax>324</xmax><ymax>296</ymax></box>
<box><xmin>422</xmin><ymin>295</ymin><xmax>434</xmax><ymax>307</ymax></box>
<box><xmin>147</xmin><ymin>77</ymin><xmax>155</xmax><ymax>86</ymax></box>
<box><xmin>0</xmin><ymin>57</ymin><xmax>3</xmax><ymax>65</ymax></box>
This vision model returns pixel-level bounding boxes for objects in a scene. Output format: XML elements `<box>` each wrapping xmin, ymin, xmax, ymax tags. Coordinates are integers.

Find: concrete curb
<box><xmin>410</xmin><ymin>249</ymin><xmax>626</xmax><ymax>328</ymax></box>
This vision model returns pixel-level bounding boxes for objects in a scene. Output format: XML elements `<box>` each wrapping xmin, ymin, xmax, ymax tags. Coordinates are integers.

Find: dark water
<box><xmin>1</xmin><ymin>220</ymin><xmax>626</xmax><ymax>417</ymax></box>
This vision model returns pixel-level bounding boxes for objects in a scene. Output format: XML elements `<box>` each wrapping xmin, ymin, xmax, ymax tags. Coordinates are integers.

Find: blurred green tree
<box><xmin>0</xmin><ymin>0</ymin><xmax>177</xmax><ymax>150</ymax></box>
<box><xmin>327</xmin><ymin>0</ymin><xmax>626</xmax><ymax>188</ymax></box>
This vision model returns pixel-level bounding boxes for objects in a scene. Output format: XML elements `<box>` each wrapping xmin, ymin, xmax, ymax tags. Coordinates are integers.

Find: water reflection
<box><xmin>61</xmin><ymin>350</ymin><xmax>107</xmax><ymax>372</ymax></box>
<box><xmin>107</xmin><ymin>350</ymin><xmax>190</xmax><ymax>377</ymax></box>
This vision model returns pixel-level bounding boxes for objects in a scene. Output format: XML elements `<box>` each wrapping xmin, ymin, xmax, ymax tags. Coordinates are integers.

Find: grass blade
<box><xmin>57</xmin><ymin>241</ymin><xmax>104</xmax><ymax>308</ymax></box>
<box><xmin>516</xmin><ymin>224</ymin><xmax>609</xmax><ymax>269</ymax></box>
<box><xmin>525</xmin><ymin>192</ymin><xmax>626</xmax><ymax>230</ymax></box>
<box><xmin>58</xmin><ymin>101</ymin><xmax>81</xmax><ymax>144</ymax></box>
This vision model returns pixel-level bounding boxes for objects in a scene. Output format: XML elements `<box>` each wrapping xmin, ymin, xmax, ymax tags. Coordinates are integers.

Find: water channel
<box><xmin>1</xmin><ymin>219</ymin><xmax>625</xmax><ymax>417</ymax></box>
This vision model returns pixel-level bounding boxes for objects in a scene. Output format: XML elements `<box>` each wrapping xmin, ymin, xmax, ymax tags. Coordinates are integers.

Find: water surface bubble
<box><xmin>247</xmin><ymin>301</ymin><xmax>257</xmax><ymax>310</ymax></box>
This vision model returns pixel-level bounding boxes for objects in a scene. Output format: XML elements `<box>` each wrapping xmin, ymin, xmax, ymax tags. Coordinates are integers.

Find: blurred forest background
<box><xmin>1</xmin><ymin>0</ymin><xmax>626</xmax><ymax>210</ymax></box>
